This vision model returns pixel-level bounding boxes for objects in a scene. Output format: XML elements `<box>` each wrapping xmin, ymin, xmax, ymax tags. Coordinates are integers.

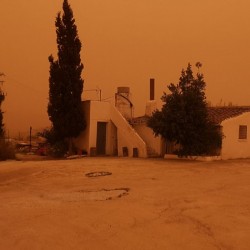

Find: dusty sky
<box><xmin>0</xmin><ymin>0</ymin><xmax>250</xmax><ymax>136</ymax></box>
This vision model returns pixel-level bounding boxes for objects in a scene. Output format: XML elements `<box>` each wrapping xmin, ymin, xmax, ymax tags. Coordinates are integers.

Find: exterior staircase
<box><xmin>110</xmin><ymin>105</ymin><xmax>147</xmax><ymax>157</ymax></box>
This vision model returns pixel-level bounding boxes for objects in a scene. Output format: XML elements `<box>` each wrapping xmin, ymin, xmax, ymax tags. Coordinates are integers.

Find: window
<box><xmin>239</xmin><ymin>125</ymin><xmax>247</xmax><ymax>139</ymax></box>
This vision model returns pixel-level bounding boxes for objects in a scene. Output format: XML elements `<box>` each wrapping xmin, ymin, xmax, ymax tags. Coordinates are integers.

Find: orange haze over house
<box><xmin>0</xmin><ymin>0</ymin><xmax>250</xmax><ymax>137</ymax></box>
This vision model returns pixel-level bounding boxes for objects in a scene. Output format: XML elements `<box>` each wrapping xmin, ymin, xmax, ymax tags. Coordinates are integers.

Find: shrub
<box><xmin>0</xmin><ymin>140</ymin><xmax>15</xmax><ymax>161</ymax></box>
<box><xmin>48</xmin><ymin>140</ymin><xmax>68</xmax><ymax>158</ymax></box>
<box><xmin>38</xmin><ymin>128</ymin><xmax>68</xmax><ymax>158</ymax></box>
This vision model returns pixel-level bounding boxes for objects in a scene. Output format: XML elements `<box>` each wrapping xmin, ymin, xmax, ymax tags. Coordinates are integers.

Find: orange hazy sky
<box><xmin>0</xmin><ymin>0</ymin><xmax>250</xmax><ymax>136</ymax></box>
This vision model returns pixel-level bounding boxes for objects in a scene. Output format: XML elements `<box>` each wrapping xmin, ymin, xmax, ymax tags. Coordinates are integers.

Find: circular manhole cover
<box><xmin>85</xmin><ymin>171</ymin><xmax>112</xmax><ymax>177</ymax></box>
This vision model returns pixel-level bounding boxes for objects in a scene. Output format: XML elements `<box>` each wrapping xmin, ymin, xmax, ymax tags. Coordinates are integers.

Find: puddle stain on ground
<box><xmin>46</xmin><ymin>188</ymin><xmax>130</xmax><ymax>202</ymax></box>
<box><xmin>85</xmin><ymin>171</ymin><xmax>112</xmax><ymax>178</ymax></box>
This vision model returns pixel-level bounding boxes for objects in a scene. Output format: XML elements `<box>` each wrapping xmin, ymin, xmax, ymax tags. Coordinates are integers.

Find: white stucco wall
<box><xmin>73</xmin><ymin>101</ymin><xmax>113</xmax><ymax>155</ymax></box>
<box><xmin>221</xmin><ymin>112</ymin><xmax>250</xmax><ymax>159</ymax></box>
<box><xmin>88</xmin><ymin>101</ymin><xmax>111</xmax><ymax>151</ymax></box>
<box><xmin>145</xmin><ymin>100</ymin><xmax>157</xmax><ymax>117</ymax></box>
<box><xmin>106</xmin><ymin>121</ymin><xmax>118</xmax><ymax>156</ymax></box>
<box><xmin>133</xmin><ymin>124</ymin><xmax>163</xmax><ymax>156</ymax></box>
<box><xmin>88</xmin><ymin>101</ymin><xmax>119</xmax><ymax>156</ymax></box>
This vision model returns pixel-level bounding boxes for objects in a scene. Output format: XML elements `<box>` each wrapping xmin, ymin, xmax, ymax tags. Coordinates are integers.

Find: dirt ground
<box><xmin>0</xmin><ymin>157</ymin><xmax>250</xmax><ymax>250</ymax></box>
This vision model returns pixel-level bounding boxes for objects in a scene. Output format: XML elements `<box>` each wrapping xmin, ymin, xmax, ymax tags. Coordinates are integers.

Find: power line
<box><xmin>102</xmin><ymin>96</ymin><xmax>114</xmax><ymax>101</ymax></box>
<box><xmin>7</xmin><ymin>75</ymin><xmax>46</xmax><ymax>95</ymax></box>
<box><xmin>5</xmin><ymin>75</ymin><xmax>114</xmax><ymax>103</ymax></box>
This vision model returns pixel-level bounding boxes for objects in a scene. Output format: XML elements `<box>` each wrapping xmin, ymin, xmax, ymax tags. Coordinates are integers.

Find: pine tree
<box><xmin>148</xmin><ymin>63</ymin><xmax>222</xmax><ymax>156</ymax></box>
<box><xmin>48</xmin><ymin>0</ymin><xmax>86</xmax><ymax>151</ymax></box>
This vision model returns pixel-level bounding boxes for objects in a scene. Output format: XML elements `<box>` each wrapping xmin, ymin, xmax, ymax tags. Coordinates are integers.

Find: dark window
<box><xmin>239</xmin><ymin>125</ymin><xmax>247</xmax><ymax>139</ymax></box>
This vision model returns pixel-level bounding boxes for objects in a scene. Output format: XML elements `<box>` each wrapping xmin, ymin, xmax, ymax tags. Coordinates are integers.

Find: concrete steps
<box><xmin>110</xmin><ymin>105</ymin><xmax>147</xmax><ymax>157</ymax></box>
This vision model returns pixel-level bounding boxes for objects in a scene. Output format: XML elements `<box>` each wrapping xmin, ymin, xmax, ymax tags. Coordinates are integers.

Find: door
<box><xmin>96</xmin><ymin>122</ymin><xmax>107</xmax><ymax>155</ymax></box>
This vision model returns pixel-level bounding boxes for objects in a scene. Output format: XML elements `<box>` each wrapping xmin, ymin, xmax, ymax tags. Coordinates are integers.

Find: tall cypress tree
<box><xmin>48</xmin><ymin>0</ymin><xmax>86</xmax><ymax>148</ymax></box>
<box><xmin>0</xmin><ymin>73</ymin><xmax>5</xmax><ymax>138</ymax></box>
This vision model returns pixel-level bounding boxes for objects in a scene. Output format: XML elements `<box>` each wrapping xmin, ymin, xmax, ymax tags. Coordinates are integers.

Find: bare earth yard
<box><xmin>0</xmin><ymin>157</ymin><xmax>250</xmax><ymax>250</ymax></box>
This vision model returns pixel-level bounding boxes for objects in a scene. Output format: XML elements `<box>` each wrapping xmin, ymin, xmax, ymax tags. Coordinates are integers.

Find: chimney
<box><xmin>145</xmin><ymin>78</ymin><xmax>157</xmax><ymax>116</ymax></box>
<box><xmin>150</xmin><ymin>78</ymin><xmax>155</xmax><ymax>100</ymax></box>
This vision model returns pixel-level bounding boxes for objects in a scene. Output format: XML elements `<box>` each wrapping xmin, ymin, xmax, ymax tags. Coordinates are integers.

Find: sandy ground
<box><xmin>0</xmin><ymin>157</ymin><xmax>250</xmax><ymax>250</ymax></box>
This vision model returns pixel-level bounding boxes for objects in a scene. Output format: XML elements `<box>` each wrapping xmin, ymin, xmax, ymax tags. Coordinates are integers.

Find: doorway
<box><xmin>96</xmin><ymin>122</ymin><xmax>107</xmax><ymax>155</ymax></box>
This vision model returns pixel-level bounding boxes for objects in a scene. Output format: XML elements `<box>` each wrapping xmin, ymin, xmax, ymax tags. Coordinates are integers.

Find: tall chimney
<box><xmin>150</xmin><ymin>78</ymin><xmax>155</xmax><ymax>100</ymax></box>
<box><xmin>145</xmin><ymin>78</ymin><xmax>157</xmax><ymax>116</ymax></box>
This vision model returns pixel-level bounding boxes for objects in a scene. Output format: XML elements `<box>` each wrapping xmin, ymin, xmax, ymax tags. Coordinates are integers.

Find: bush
<box><xmin>38</xmin><ymin>128</ymin><xmax>68</xmax><ymax>158</ymax></box>
<box><xmin>48</xmin><ymin>140</ymin><xmax>68</xmax><ymax>158</ymax></box>
<box><xmin>0</xmin><ymin>140</ymin><xmax>15</xmax><ymax>161</ymax></box>
<box><xmin>147</xmin><ymin>63</ymin><xmax>223</xmax><ymax>157</ymax></box>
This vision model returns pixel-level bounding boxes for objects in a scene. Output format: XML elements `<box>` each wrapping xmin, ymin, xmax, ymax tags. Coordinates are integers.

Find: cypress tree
<box><xmin>48</xmin><ymin>0</ymin><xmax>86</xmax><ymax>150</ymax></box>
<box><xmin>0</xmin><ymin>73</ymin><xmax>5</xmax><ymax>138</ymax></box>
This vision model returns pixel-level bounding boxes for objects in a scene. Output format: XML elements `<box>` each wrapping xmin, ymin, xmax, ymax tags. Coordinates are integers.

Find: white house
<box><xmin>164</xmin><ymin>106</ymin><xmax>250</xmax><ymax>160</ymax></box>
<box><xmin>73</xmin><ymin>82</ymin><xmax>164</xmax><ymax>158</ymax></box>
<box><xmin>208</xmin><ymin>106</ymin><xmax>250</xmax><ymax>160</ymax></box>
<box><xmin>73</xmin><ymin>100</ymin><xmax>148</xmax><ymax>157</ymax></box>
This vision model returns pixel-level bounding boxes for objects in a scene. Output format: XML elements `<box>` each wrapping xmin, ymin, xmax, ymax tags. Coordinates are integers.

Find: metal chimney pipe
<box><xmin>150</xmin><ymin>78</ymin><xmax>155</xmax><ymax>100</ymax></box>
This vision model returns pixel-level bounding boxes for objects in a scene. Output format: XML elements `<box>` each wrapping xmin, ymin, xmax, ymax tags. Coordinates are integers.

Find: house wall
<box><xmin>221</xmin><ymin>112</ymin><xmax>250</xmax><ymax>159</ymax></box>
<box><xmin>106</xmin><ymin>121</ymin><xmax>118</xmax><ymax>156</ymax></box>
<box><xmin>133</xmin><ymin>124</ymin><xmax>163</xmax><ymax>156</ymax></box>
<box><xmin>88</xmin><ymin>101</ymin><xmax>111</xmax><ymax>153</ymax></box>
<box><xmin>73</xmin><ymin>101</ymin><xmax>114</xmax><ymax>155</ymax></box>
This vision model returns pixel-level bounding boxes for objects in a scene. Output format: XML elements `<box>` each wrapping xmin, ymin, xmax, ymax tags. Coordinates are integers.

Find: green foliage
<box><xmin>48</xmin><ymin>0</ymin><xmax>86</xmax><ymax>149</ymax></box>
<box><xmin>38</xmin><ymin>127</ymin><xmax>58</xmax><ymax>144</ymax></box>
<box><xmin>48</xmin><ymin>140</ymin><xmax>68</xmax><ymax>158</ymax></box>
<box><xmin>0</xmin><ymin>140</ymin><xmax>15</xmax><ymax>161</ymax></box>
<box><xmin>0</xmin><ymin>92</ymin><xmax>4</xmax><ymax>103</ymax></box>
<box><xmin>148</xmin><ymin>63</ymin><xmax>222</xmax><ymax>156</ymax></box>
<box><xmin>38</xmin><ymin>128</ymin><xmax>67</xmax><ymax>158</ymax></box>
<box><xmin>0</xmin><ymin>80</ymin><xmax>5</xmax><ymax>138</ymax></box>
<box><xmin>0</xmin><ymin>110</ymin><xmax>4</xmax><ymax>138</ymax></box>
